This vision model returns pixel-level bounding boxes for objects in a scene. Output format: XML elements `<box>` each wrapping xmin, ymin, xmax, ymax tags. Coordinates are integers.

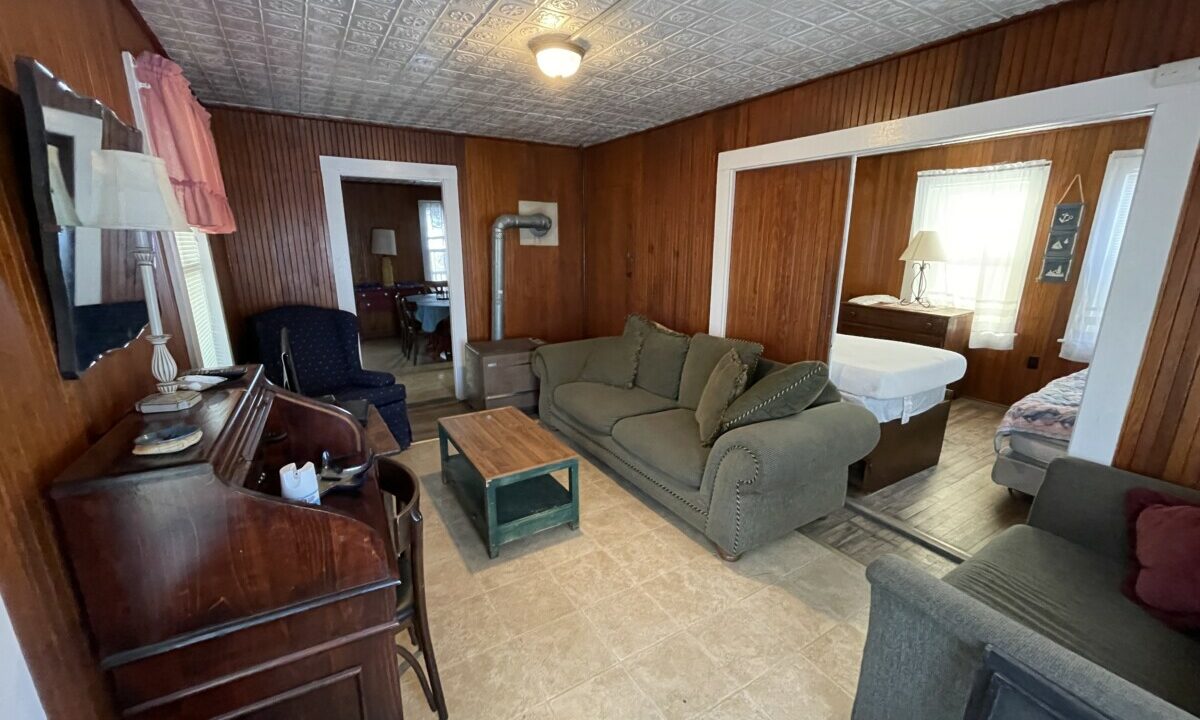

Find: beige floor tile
<box><xmin>800</xmin><ymin>623</ymin><xmax>867</xmax><ymax>695</ymax></box>
<box><xmin>521</xmin><ymin>524</ymin><xmax>599</xmax><ymax>569</ymax></box>
<box><xmin>740</xmin><ymin>656</ymin><xmax>854</xmax><ymax>720</ymax></box>
<box><xmin>486</xmin><ymin>570</ymin><xmax>575</xmax><ymax>635</ymax></box>
<box><xmin>514</xmin><ymin>704</ymin><xmax>556</xmax><ymax>720</ymax></box>
<box><xmin>778</xmin><ymin>552</ymin><xmax>871</xmax><ymax>623</ymax></box>
<box><xmin>580</xmin><ymin>587</ymin><xmax>683</xmax><ymax>659</ymax></box>
<box><xmin>550</xmin><ymin>547</ymin><xmax>637</xmax><ymax>605</ymax></box>
<box><xmin>602</xmin><ymin>529</ymin><xmax>691</xmax><ymax>584</ymax></box>
<box><xmin>548</xmin><ymin>666</ymin><xmax>664</xmax><ymax>719</ymax></box>
<box><xmin>626</xmin><ymin>632</ymin><xmax>747</xmax><ymax>720</ymax></box>
<box><xmin>439</xmin><ymin>644</ymin><xmax>547</xmax><ymax>720</ymax></box>
<box><xmin>423</xmin><ymin>552</ymin><xmax>486</xmax><ymax>608</ymax></box>
<box><xmin>516</xmin><ymin>611</ymin><xmax>619</xmax><ymax>699</ymax></box>
<box><xmin>578</xmin><ymin>502</ymin><xmax>657</xmax><ymax>546</ymax></box>
<box><xmin>646</xmin><ymin>521</ymin><xmax>716</xmax><ymax>561</ymax></box>
<box><xmin>468</xmin><ymin>546</ymin><xmax>549</xmax><ymax>591</ymax></box>
<box><xmin>399</xmin><ymin>668</ymin><xmax>439</xmax><ymax>720</ymax></box>
<box><xmin>728</xmin><ymin>531</ymin><xmax>832</xmax><ymax>582</ymax></box>
<box><xmin>426</xmin><ymin>593</ymin><xmax>513</xmax><ymax>666</ymax></box>
<box><xmin>700</xmin><ymin>690</ymin><xmax>771</xmax><ymax>720</ymax></box>
<box><xmin>640</xmin><ymin>557</ymin><xmax>765</xmax><ymax>627</ymax></box>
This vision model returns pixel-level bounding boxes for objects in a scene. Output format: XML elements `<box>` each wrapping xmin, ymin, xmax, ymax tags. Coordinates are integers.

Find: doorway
<box><xmin>319</xmin><ymin>157</ymin><xmax>467</xmax><ymax>401</ymax></box>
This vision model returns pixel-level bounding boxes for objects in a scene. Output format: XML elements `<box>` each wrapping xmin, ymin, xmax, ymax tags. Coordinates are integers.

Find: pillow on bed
<box><xmin>719</xmin><ymin>361</ymin><xmax>829</xmax><ymax>435</ymax></box>
<box><xmin>695</xmin><ymin>349</ymin><xmax>749</xmax><ymax>446</ymax></box>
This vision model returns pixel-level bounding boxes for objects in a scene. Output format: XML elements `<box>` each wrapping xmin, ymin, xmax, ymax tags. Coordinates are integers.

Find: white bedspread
<box><xmin>829</xmin><ymin>333</ymin><xmax>967</xmax><ymax>399</ymax></box>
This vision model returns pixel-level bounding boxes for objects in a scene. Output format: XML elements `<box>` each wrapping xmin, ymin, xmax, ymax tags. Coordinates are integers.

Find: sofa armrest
<box><xmin>854</xmin><ymin>556</ymin><xmax>1191</xmax><ymax>720</ymax></box>
<box><xmin>1028</xmin><ymin>458</ymin><xmax>1200</xmax><ymax>561</ymax></box>
<box><xmin>702</xmin><ymin>401</ymin><xmax>879</xmax><ymax>555</ymax></box>
<box><xmin>531</xmin><ymin>337</ymin><xmax>614</xmax><ymax>394</ymax></box>
<box><xmin>347</xmin><ymin>369</ymin><xmax>395</xmax><ymax>388</ymax></box>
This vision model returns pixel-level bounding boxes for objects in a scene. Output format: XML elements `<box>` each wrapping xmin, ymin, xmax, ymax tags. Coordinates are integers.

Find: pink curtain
<box><xmin>135</xmin><ymin>52</ymin><xmax>236</xmax><ymax>234</ymax></box>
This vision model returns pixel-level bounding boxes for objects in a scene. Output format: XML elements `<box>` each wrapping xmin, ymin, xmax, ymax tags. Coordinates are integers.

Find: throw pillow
<box><xmin>695</xmin><ymin>349</ymin><xmax>749</xmax><ymax>446</ymax></box>
<box><xmin>720</xmin><ymin>361</ymin><xmax>830</xmax><ymax>434</ymax></box>
<box><xmin>1123</xmin><ymin>488</ymin><xmax>1200</xmax><ymax>630</ymax></box>
<box><xmin>625</xmin><ymin>314</ymin><xmax>690</xmax><ymax>399</ymax></box>
<box><xmin>580</xmin><ymin>334</ymin><xmax>642</xmax><ymax>389</ymax></box>
<box><xmin>678</xmin><ymin>333</ymin><xmax>764</xmax><ymax>410</ymax></box>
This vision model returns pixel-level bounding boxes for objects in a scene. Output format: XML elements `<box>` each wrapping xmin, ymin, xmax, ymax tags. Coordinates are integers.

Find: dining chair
<box><xmin>377</xmin><ymin>457</ymin><xmax>448</xmax><ymax>719</ymax></box>
<box><xmin>398</xmin><ymin>299</ymin><xmax>424</xmax><ymax>366</ymax></box>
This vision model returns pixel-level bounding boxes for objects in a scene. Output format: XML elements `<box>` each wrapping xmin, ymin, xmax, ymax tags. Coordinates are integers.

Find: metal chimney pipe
<box><xmin>491</xmin><ymin>213</ymin><xmax>552</xmax><ymax>340</ymax></box>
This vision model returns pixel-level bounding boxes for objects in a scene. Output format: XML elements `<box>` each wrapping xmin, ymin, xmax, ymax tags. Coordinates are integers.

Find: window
<box><xmin>173</xmin><ymin>229</ymin><xmax>233</xmax><ymax>367</ymax></box>
<box><xmin>906</xmin><ymin>161</ymin><xmax>1051</xmax><ymax>350</ymax></box>
<box><xmin>1060</xmin><ymin>150</ymin><xmax>1143</xmax><ymax>363</ymax></box>
<box><xmin>418</xmin><ymin>200</ymin><xmax>448</xmax><ymax>282</ymax></box>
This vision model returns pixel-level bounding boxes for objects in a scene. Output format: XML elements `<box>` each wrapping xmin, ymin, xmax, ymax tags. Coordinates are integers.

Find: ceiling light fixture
<box><xmin>529</xmin><ymin>35</ymin><xmax>585</xmax><ymax>79</ymax></box>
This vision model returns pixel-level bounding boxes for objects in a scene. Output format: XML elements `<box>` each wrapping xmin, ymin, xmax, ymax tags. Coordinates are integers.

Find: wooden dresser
<box><xmin>49</xmin><ymin>366</ymin><xmax>404</xmax><ymax>719</ymax></box>
<box><xmin>838</xmin><ymin>302</ymin><xmax>973</xmax><ymax>355</ymax></box>
<box><xmin>464</xmin><ymin>338</ymin><xmax>543</xmax><ymax>412</ymax></box>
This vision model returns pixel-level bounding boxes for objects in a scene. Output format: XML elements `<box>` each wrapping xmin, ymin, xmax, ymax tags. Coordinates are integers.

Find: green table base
<box><xmin>439</xmin><ymin>428</ymin><xmax>579</xmax><ymax>558</ymax></box>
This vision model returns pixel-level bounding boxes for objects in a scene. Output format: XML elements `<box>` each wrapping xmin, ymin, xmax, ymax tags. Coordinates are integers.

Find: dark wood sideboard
<box><xmin>837</xmin><ymin>301</ymin><xmax>973</xmax><ymax>355</ymax></box>
<box><xmin>49</xmin><ymin>366</ymin><xmax>404</xmax><ymax>719</ymax></box>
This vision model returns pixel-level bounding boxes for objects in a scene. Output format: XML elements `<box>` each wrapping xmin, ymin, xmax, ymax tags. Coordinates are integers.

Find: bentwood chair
<box><xmin>377</xmin><ymin>457</ymin><xmax>448</xmax><ymax>719</ymax></box>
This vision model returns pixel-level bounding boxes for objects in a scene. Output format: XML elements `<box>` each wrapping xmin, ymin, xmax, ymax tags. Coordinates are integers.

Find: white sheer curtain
<box><xmin>906</xmin><ymin>161</ymin><xmax>1051</xmax><ymax>350</ymax></box>
<box><xmin>418</xmin><ymin>200</ymin><xmax>448</xmax><ymax>282</ymax></box>
<box><xmin>1060</xmin><ymin>150</ymin><xmax>1143</xmax><ymax>363</ymax></box>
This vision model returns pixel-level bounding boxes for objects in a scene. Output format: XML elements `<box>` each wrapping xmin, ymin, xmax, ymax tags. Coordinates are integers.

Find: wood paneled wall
<box><xmin>0</xmin><ymin>1</ymin><xmax>185</xmax><ymax>718</ymax></box>
<box><xmin>208</xmin><ymin>109</ymin><xmax>585</xmax><ymax>351</ymax></box>
<box><xmin>1116</xmin><ymin>155</ymin><xmax>1200</xmax><ymax>488</ymax></box>
<box><xmin>844</xmin><ymin>119</ymin><xmax>1148</xmax><ymax>404</ymax></box>
<box><xmin>342</xmin><ymin>180</ymin><xmax>441</xmax><ymax>286</ymax></box>
<box><xmin>727</xmin><ymin>159</ymin><xmax>851</xmax><ymax>362</ymax></box>
<box><xmin>584</xmin><ymin>0</ymin><xmax>1200</xmax><ymax>337</ymax></box>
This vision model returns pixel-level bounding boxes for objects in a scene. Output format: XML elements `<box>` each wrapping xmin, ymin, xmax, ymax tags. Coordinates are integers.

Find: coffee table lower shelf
<box><xmin>441</xmin><ymin>453</ymin><xmax>579</xmax><ymax>558</ymax></box>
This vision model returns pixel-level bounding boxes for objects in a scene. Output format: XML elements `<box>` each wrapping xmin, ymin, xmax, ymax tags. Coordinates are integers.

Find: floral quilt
<box><xmin>996</xmin><ymin>368</ymin><xmax>1088</xmax><ymax>442</ymax></box>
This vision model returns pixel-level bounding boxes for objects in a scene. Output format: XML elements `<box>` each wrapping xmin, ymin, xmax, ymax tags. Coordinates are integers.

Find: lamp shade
<box><xmin>371</xmin><ymin>228</ymin><xmax>397</xmax><ymax>256</ymax></box>
<box><xmin>899</xmin><ymin>230</ymin><xmax>950</xmax><ymax>263</ymax></box>
<box><xmin>86</xmin><ymin>149</ymin><xmax>189</xmax><ymax>231</ymax></box>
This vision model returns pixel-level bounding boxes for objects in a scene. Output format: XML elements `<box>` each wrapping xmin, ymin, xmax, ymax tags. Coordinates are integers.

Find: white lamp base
<box><xmin>136</xmin><ymin>389</ymin><xmax>202</xmax><ymax>414</ymax></box>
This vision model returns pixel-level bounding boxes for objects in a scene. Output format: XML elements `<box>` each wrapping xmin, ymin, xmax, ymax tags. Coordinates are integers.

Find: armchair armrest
<box><xmin>702</xmin><ymin>401</ymin><xmax>879</xmax><ymax>555</ymax></box>
<box><xmin>531</xmin><ymin>337</ymin><xmax>614</xmax><ymax>393</ymax></box>
<box><xmin>1028</xmin><ymin>458</ymin><xmax>1200</xmax><ymax>561</ymax></box>
<box><xmin>855</xmin><ymin>556</ymin><xmax>1191</xmax><ymax>720</ymax></box>
<box><xmin>346</xmin><ymin>369</ymin><xmax>395</xmax><ymax>388</ymax></box>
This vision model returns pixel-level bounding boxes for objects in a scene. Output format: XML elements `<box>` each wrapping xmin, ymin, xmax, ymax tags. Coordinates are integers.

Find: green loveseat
<box><xmin>531</xmin><ymin>334</ymin><xmax>880</xmax><ymax>560</ymax></box>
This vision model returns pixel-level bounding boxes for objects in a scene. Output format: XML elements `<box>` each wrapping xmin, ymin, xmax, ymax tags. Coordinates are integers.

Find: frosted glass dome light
<box><xmin>530</xmin><ymin>36</ymin><xmax>585</xmax><ymax>79</ymax></box>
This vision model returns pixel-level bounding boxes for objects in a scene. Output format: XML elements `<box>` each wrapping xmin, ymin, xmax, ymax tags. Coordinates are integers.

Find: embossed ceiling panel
<box><xmin>133</xmin><ymin>0</ymin><xmax>1063</xmax><ymax>146</ymax></box>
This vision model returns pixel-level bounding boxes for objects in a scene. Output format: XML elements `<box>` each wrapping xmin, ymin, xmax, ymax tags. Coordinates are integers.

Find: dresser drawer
<box><xmin>482</xmin><ymin>362</ymin><xmax>537</xmax><ymax>396</ymax></box>
<box><xmin>840</xmin><ymin>304</ymin><xmax>948</xmax><ymax>335</ymax></box>
<box><xmin>839</xmin><ymin>322</ymin><xmax>945</xmax><ymax>349</ymax></box>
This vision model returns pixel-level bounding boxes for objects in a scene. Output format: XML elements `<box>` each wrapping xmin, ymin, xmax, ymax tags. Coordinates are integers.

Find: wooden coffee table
<box><xmin>437</xmin><ymin>407</ymin><xmax>579</xmax><ymax>558</ymax></box>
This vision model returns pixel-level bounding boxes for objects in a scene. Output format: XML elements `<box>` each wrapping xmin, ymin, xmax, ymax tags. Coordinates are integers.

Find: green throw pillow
<box><xmin>580</xmin><ymin>334</ymin><xmax>642</xmax><ymax>388</ymax></box>
<box><xmin>678</xmin><ymin>333</ymin><xmax>764</xmax><ymax>410</ymax></box>
<box><xmin>625</xmin><ymin>315</ymin><xmax>690</xmax><ymax>399</ymax></box>
<box><xmin>720</xmin><ymin>361</ymin><xmax>830</xmax><ymax>434</ymax></box>
<box><xmin>696</xmin><ymin>349</ymin><xmax>749</xmax><ymax>446</ymax></box>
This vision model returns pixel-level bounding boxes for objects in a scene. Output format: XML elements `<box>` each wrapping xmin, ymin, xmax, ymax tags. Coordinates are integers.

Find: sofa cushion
<box><xmin>626</xmin><ymin>315</ymin><xmax>690</xmax><ymax>400</ymax></box>
<box><xmin>945</xmin><ymin>525</ymin><xmax>1200</xmax><ymax>715</ymax></box>
<box><xmin>553</xmin><ymin>381</ymin><xmax>677</xmax><ymax>435</ymax></box>
<box><xmin>695</xmin><ymin>349</ymin><xmax>749</xmax><ymax>446</ymax></box>
<box><xmin>720</xmin><ymin>361</ymin><xmax>830</xmax><ymax>434</ymax></box>
<box><xmin>612</xmin><ymin>408</ymin><xmax>711</xmax><ymax>490</ymax></box>
<box><xmin>580</xmin><ymin>335</ymin><xmax>642</xmax><ymax>389</ymax></box>
<box><xmin>678</xmin><ymin>333</ymin><xmax>764</xmax><ymax>410</ymax></box>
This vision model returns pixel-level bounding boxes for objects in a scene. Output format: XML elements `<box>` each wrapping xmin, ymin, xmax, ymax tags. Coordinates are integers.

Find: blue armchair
<box><xmin>247</xmin><ymin>305</ymin><xmax>412</xmax><ymax>449</ymax></box>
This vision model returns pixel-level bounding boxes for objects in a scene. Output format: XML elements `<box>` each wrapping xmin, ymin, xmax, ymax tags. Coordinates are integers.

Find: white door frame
<box><xmin>707</xmin><ymin>61</ymin><xmax>1200</xmax><ymax>465</ymax></box>
<box><xmin>319</xmin><ymin>156</ymin><xmax>467</xmax><ymax>399</ymax></box>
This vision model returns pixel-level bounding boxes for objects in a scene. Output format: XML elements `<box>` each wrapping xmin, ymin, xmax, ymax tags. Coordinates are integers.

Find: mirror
<box><xmin>15</xmin><ymin>57</ymin><xmax>150</xmax><ymax>378</ymax></box>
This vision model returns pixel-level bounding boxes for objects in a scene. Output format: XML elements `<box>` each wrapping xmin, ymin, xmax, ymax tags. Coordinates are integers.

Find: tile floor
<box><xmin>361</xmin><ymin>337</ymin><xmax>456</xmax><ymax>404</ymax></box>
<box><xmin>392</xmin><ymin>438</ymin><xmax>882</xmax><ymax>720</ymax></box>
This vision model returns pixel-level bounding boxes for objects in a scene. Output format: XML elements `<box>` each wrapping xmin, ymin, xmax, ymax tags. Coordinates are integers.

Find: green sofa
<box><xmin>531</xmin><ymin>334</ymin><xmax>880</xmax><ymax>560</ymax></box>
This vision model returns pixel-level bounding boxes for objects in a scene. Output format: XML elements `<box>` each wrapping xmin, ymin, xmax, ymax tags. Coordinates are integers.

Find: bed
<box><xmin>830</xmin><ymin>333</ymin><xmax>967</xmax><ymax>491</ymax></box>
<box><xmin>992</xmin><ymin>368</ymin><xmax>1087</xmax><ymax>496</ymax></box>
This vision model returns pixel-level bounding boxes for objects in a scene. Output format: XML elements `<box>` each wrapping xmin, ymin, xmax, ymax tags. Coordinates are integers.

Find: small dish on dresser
<box><xmin>133</xmin><ymin>424</ymin><xmax>203</xmax><ymax>455</ymax></box>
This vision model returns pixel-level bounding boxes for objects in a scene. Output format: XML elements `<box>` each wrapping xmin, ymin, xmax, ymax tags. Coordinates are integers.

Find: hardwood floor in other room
<box><xmin>362</xmin><ymin>337</ymin><xmax>456</xmax><ymax>404</ymax></box>
<box><xmin>805</xmin><ymin>398</ymin><xmax>1030</xmax><ymax>562</ymax></box>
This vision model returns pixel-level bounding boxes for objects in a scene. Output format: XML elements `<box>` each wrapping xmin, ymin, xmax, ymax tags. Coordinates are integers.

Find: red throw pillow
<box><xmin>1123</xmin><ymin>488</ymin><xmax>1200</xmax><ymax>630</ymax></box>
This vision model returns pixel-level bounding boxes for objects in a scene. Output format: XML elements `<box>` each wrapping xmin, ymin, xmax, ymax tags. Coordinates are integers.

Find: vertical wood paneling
<box><xmin>582</xmin><ymin>0</ymin><xmax>1200</xmax><ymax>486</ymax></box>
<box><xmin>842</xmin><ymin>119</ymin><xmax>1149</xmax><ymax>404</ymax></box>
<box><xmin>726</xmin><ymin>159</ymin><xmax>851</xmax><ymax>362</ymax></box>
<box><xmin>210</xmin><ymin>110</ymin><xmax>585</xmax><ymax>350</ymax></box>
<box><xmin>341</xmin><ymin>181</ymin><xmax>441</xmax><ymax>285</ymax></box>
<box><xmin>0</xmin><ymin>1</ymin><xmax>184</xmax><ymax>718</ymax></box>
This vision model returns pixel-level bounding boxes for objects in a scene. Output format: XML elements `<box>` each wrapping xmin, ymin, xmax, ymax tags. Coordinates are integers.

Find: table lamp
<box><xmin>371</xmin><ymin>228</ymin><xmax>397</xmax><ymax>286</ymax></box>
<box><xmin>898</xmin><ymin>230</ymin><xmax>949</xmax><ymax>308</ymax></box>
<box><xmin>87</xmin><ymin>149</ymin><xmax>195</xmax><ymax>413</ymax></box>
